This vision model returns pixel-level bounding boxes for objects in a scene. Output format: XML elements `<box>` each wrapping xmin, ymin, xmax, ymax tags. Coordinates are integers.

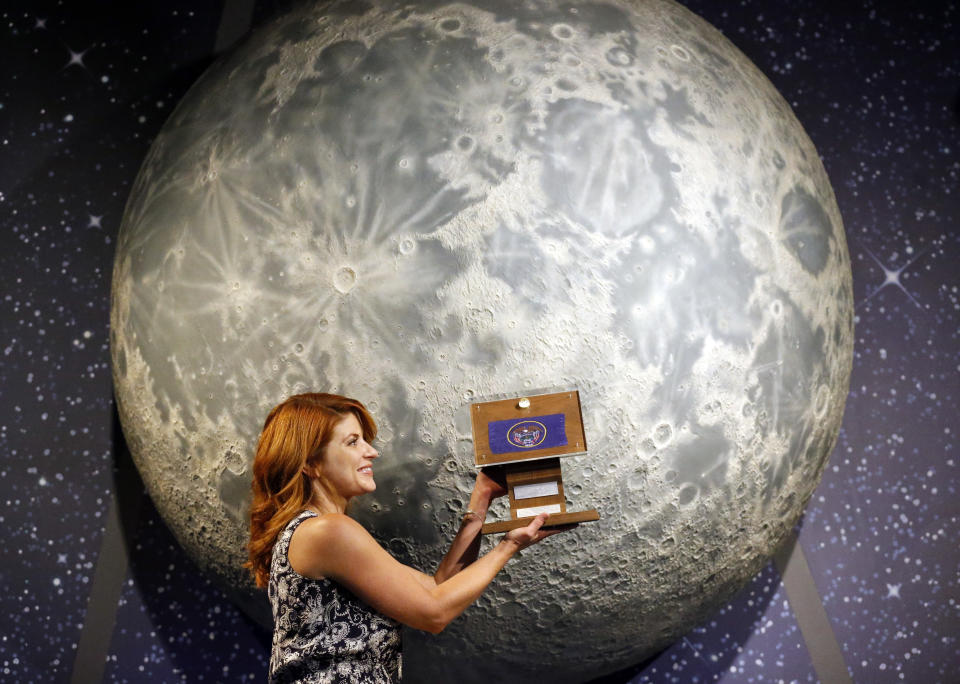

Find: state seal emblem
<box><xmin>507</xmin><ymin>420</ymin><xmax>547</xmax><ymax>448</ymax></box>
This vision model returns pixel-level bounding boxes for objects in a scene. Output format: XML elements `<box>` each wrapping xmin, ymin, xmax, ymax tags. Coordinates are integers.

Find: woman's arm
<box><xmin>402</xmin><ymin>469</ymin><xmax>507</xmax><ymax>590</ymax></box>
<box><xmin>432</xmin><ymin>469</ymin><xmax>507</xmax><ymax>584</ymax></box>
<box><xmin>288</xmin><ymin>511</ymin><xmax>554</xmax><ymax>634</ymax></box>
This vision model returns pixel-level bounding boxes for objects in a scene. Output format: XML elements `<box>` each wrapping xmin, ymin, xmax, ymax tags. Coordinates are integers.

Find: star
<box><xmin>65</xmin><ymin>47</ymin><xmax>90</xmax><ymax>69</ymax></box>
<box><xmin>88</xmin><ymin>214</ymin><xmax>102</xmax><ymax>228</ymax></box>
<box><xmin>859</xmin><ymin>243</ymin><xmax>929</xmax><ymax>309</ymax></box>
<box><xmin>35</xmin><ymin>18</ymin><xmax>47</xmax><ymax>30</ymax></box>
<box><xmin>57</xmin><ymin>553</ymin><xmax>67</xmax><ymax>564</ymax></box>
<box><xmin>886</xmin><ymin>583</ymin><xmax>901</xmax><ymax>599</ymax></box>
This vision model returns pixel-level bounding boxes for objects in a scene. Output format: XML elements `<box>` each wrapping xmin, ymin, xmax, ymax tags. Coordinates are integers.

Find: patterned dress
<box><xmin>268</xmin><ymin>510</ymin><xmax>402</xmax><ymax>683</ymax></box>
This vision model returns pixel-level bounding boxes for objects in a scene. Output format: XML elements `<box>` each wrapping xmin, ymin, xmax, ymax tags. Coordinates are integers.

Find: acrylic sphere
<box><xmin>110</xmin><ymin>0</ymin><xmax>854</xmax><ymax>680</ymax></box>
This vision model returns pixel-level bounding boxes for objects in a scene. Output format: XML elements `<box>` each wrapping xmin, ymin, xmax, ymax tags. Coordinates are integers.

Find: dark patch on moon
<box><xmin>779</xmin><ymin>186</ymin><xmax>834</xmax><ymax>274</ymax></box>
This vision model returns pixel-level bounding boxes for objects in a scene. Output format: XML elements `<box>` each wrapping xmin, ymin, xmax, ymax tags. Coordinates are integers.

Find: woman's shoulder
<box><xmin>296</xmin><ymin>511</ymin><xmax>360</xmax><ymax>536</ymax></box>
<box><xmin>289</xmin><ymin>513</ymin><xmax>373</xmax><ymax>578</ymax></box>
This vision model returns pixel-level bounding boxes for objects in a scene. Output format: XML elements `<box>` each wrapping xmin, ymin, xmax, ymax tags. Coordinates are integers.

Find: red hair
<box><xmin>245</xmin><ymin>392</ymin><xmax>376</xmax><ymax>587</ymax></box>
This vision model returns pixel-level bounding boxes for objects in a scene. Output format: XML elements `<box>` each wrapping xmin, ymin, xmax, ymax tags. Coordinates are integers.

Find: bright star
<box><xmin>65</xmin><ymin>47</ymin><xmax>89</xmax><ymax>69</ymax></box>
<box><xmin>860</xmin><ymin>244</ymin><xmax>928</xmax><ymax>309</ymax></box>
<box><xmin>35</xmin><ymin>18</ymin><xmax>47</xmax><ymax>29</ymax></box>
<box><xmin>886</xmin><ymin>583</ymin><xmax>901</xmax><ymax>599</ymax></box>
<box><xmin>88</xmin><ymin>214</ymin><xmax>102</xmax><ymax>228</ymax></box>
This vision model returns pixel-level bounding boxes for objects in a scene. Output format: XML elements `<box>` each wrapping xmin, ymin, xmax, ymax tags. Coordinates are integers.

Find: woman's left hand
<box><xmin>502</xmin><ymin>512</ymin><xmax>572</xmax><ymax>551</ymax></box>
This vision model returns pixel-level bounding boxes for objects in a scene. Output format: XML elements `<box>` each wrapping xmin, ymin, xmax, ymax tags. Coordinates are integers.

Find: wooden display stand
<box><xmin>469</xmin><ymin>390</ymin><xmax>599</xmax><ymax>534</ymax></box>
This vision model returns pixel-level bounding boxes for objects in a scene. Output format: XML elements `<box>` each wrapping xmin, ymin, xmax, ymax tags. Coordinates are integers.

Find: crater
<box><xmin>670</xmin><ymin>44</ymin><xmax>691</xmax><ymax>61</ymax></box>
<box><xmin>678</xmin><ymin>484</ymin><xmax>698</xmax><ymax>506</ymax></box>
<box><xmin>654</xmin><ymin>422</ymin><xmax>673</xmax><ymax>445</ymax></box>
<box><xmin>333</xmin><ymin>266</ymin><xmax>357</xmax><ymax>293</ymax></box>
<box><xmin>606</xmin><ymin>47</ymin><xmax>634</xmax><ymax>66</ymax></box>
<box><xmin>398</xmin><ymin>238</ymin><xmax>416</xmax><ymax>255</ymax></box>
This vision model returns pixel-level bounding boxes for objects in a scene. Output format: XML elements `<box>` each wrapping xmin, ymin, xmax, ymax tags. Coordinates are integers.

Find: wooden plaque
<box><xmin>469</xmin><ymin>390</ymin><xmax>599</xmax><ymax>534</ymax></box>
<box><xmin>470</xmin><ymin>390</ymin><xmax>586</xmax><ymax>467</ymax></box>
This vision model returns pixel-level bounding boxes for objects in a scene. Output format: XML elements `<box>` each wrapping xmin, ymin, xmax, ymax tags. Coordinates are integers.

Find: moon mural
<box><xmin>109</xmin><ymin>0</ymin><xmax>854</xmax><ymax>681</ymax></box>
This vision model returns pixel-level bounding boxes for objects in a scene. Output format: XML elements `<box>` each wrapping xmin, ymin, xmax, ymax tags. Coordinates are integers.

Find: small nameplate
<box><xmin>513</xmin><ymin>481</ymin><xmax>560</xmax><ymax>500</ymax></box>
<box><xmin>516</xmin><ymin>503</ymin><xmax>563</xmax><ymax>517</ymax></box>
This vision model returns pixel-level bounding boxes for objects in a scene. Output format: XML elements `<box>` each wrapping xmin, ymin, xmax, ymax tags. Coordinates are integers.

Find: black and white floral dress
<box><xmin>268</xmin><ymin>510</ymin><xmax>402</xmax><ymax>683</ymax></box>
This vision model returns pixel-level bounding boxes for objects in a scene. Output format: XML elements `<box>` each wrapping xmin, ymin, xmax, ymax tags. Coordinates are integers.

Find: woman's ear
<box><xmin>302</xmin><ymin>460</ymin><xmax>321</xmax><ymax>479</ymax></box>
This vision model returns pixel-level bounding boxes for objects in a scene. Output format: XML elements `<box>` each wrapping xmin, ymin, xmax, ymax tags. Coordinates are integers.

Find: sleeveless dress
<box><xmin>268</xmin><ymin>510</ymin><xmax>402</xmax><ymax>683</ymax></box>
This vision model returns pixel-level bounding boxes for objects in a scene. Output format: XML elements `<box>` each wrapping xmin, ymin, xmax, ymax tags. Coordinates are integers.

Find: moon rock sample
<box><xmin>110</xmin><ymin>0</ymin><xmax>853</xmax><ymax>680</ymax></box>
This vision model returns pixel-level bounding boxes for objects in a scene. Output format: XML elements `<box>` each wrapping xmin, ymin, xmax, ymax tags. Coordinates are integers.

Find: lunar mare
<box><xmin>110</xmin><ymin>0</ymin><xmax>853</xmax><ymax>681</ymax></box>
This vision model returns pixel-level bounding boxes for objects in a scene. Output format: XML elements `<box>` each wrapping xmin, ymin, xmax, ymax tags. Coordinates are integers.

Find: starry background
<box><xmin>0</xmin><ymin>0</ymin><xmax>956</xmax><ymax>682</ymax></box>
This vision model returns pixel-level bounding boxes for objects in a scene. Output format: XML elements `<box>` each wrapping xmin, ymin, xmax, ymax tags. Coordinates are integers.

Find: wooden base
<box><xmin>480</xmin><ymin>509</ymin><xmax>599</xmax><ymax>534</ymax></box>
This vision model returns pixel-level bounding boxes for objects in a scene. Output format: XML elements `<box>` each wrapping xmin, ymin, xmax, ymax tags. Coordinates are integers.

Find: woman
<box><xmin>246</xmin><ymin>392</ymin><xmax>564</xmax><ymax>683</ymax></box>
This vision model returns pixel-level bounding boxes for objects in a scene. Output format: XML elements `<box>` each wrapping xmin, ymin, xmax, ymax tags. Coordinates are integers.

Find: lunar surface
<box><xmin>109</xmin><ymin>0</ymin><xmax>854</xmax><ymax>680</ymax></box>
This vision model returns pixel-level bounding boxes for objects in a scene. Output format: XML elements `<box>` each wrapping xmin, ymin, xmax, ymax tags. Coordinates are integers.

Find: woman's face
<box><xmin>316</xmin><ymin>413</ymin><xmax>379</xmax><ymax>499</ymax></box>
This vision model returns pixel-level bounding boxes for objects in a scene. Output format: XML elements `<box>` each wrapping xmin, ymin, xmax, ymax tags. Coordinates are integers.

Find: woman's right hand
<box><xmin>502</xmin><ymin>513</ymin><xmax>572</xmax><ymax>552</ymax></box>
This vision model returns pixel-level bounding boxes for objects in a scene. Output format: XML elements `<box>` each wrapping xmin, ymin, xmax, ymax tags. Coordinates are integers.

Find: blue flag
<box><xmin>488</xmin><ymin>413</ymin><xmax>567</xmax><ymax>454</ymax></box>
